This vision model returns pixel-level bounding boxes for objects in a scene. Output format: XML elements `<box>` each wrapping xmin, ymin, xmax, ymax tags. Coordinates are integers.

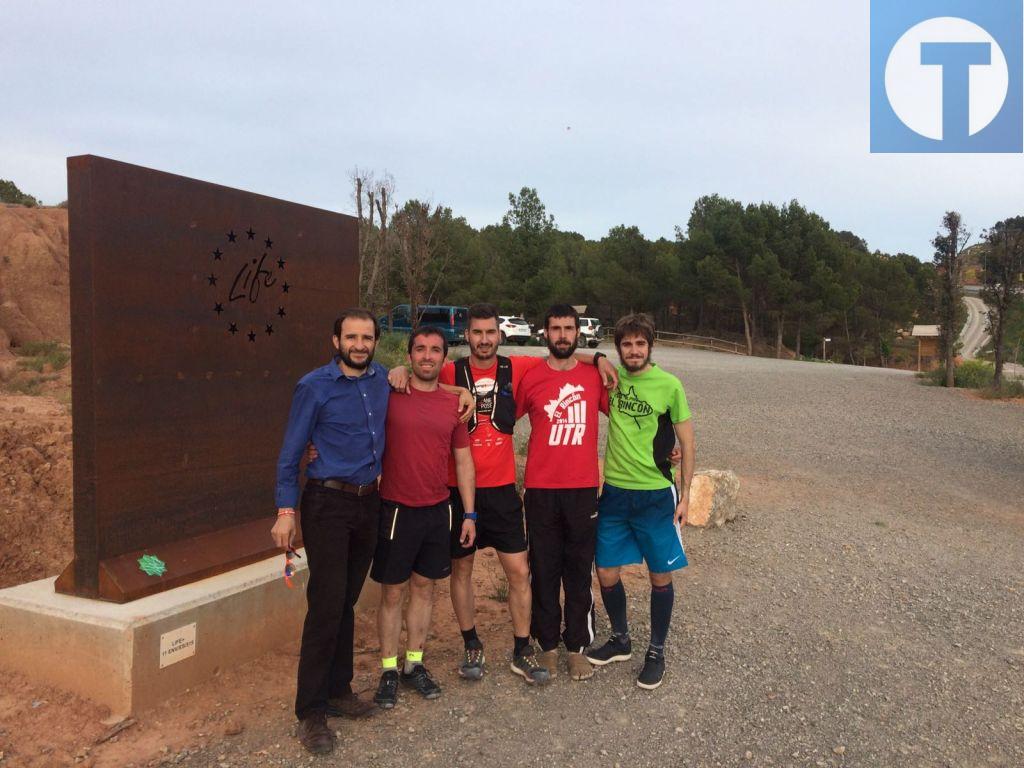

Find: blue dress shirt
<box><xmin>275</xmin><ymin>358</ymin><xmax>390</xmax><ymax>508</ymax></box>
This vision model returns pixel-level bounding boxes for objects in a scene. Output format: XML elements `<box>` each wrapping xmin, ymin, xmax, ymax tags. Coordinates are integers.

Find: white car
<box><xmin>579</xmin><ymin>317</ymin><xmax>602</xmax><ymax>348</ymax></box>
<box><xmin>498</xmin><ymin>315</ymin><xmax>532</xmax><ymax>345</ymax></box>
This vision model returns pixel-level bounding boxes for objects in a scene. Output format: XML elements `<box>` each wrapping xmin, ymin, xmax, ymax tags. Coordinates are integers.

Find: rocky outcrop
<box><xmin>0</xmin><ymin>205</ymin><xmax>70</xmax><ymax>348</ymax></box>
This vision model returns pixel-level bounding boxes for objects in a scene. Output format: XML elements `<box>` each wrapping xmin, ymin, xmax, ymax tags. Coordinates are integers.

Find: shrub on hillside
<box><xmin>372</xmin><ymin>331</ymin><xmax>408</xmax><ymax>371</ymax></box>
<box><xmin>925</xmin><ymin>359</ymin><xmax>994</xmax><ymax>388</ymax></box>
<box><xmin>977</xmin><ymin>379</ymin><xmax>1024</xmax><ymax>399</ymax></box>
<box><xmin>13</xmin><ymin>341</ymin><xmax>70</xmax><ymax>373</ymax></box>
<box><xmin>0</xmin><ymin>179</ymin><xmax>40</xmax><ymax>207</ymax></box>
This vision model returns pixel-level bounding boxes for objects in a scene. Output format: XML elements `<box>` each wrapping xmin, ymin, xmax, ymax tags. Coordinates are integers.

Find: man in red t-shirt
<box><xmin>391</xmin><ymin>303</ymin><xmax>617</xmax><ymax>684</ymax></box>
<box><xmin>369</xmin><ymin>327</ymin><xmax>476</xmax><ymax>709</ymax></box>
<box><xmin>516</xmin><ymin>304</ymin><xmax>609</xmax><ymax>682</ymax></box>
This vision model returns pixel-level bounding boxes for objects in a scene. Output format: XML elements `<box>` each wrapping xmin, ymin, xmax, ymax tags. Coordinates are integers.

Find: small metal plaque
<box><xmin>159</xmin><ymin>622</ymin><xmax>197</xmax><ymax>668</ymax></box>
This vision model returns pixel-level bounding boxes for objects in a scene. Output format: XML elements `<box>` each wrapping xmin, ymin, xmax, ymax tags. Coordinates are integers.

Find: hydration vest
<box><xmin>455</xmin><ymin>355</ymin><xmax>515</xmax><ymax>435</ymax></box>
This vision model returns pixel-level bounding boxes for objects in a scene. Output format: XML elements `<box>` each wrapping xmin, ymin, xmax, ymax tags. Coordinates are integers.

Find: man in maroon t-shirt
<box><xmin>369</xmin><ymin>327</ymin><xmax>476</xmax><ymax>709</ymax></box>
<box><xmin>516</xmin><ymin>304</ymin><xmax>609</xmax><ymax>682</ymax></box>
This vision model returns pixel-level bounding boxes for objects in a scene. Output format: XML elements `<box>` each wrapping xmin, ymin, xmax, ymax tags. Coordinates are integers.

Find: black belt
<box><xmin>307</xmin><ymin>478</ymin><xmax>379</xmax><ymax>497</ymax></box>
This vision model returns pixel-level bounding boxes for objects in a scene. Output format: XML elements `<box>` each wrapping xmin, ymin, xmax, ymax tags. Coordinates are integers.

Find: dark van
<box><xmin>379</xmin><ymin>304</ymin><xmax>469</xmax><ymax>345</ymax></box>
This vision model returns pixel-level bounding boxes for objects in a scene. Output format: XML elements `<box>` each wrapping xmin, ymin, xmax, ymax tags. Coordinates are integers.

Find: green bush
<box><xmin>925</xmin><ymin>359</ymin><xmax>994</xmax><ymax>388</ymax></box>
<box><xmin>2</xmin><ymin>376</ymin><xmax>43</xmax><ymax>396</ymax></box>
<box><xmin>373</xmin><ymin>332</ymin><xmax>409</xmax><ymax>371</ymax></box>
<box><xmin>955</xmin><ymin>359</ymin><xmax>995</xmax><ymax>388</ymax></box>
<box><xmin>978</xmin><ymin>379</ymin><xmax>1024</xmax><ymax>399</ymax></box>
<box><xmin>0</xmin><ymin>179</ymin><xmax>40</xmax><ymax>207</ymax></box>
<box><xmin>13</xmin><ymin>341</ymin><xmax>70</xmax><ymax>372</ymax></box>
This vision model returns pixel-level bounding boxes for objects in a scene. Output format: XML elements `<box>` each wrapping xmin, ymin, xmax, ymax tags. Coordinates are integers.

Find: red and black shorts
<box><xmin>449</xmin><ymin>483</ymin><xmax>528</xmax><ymax>559</ymax></box>
<box><xmin>371</xmin><ymin>499</ymin><xmax>452</xmax><ymax>585</ymax></box>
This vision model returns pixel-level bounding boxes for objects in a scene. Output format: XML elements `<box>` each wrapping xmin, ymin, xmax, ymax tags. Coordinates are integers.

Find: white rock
<box><xmin>687</xmin><ymin>469</ymin><xmax>740</xmax><ymax>528</ymax></box>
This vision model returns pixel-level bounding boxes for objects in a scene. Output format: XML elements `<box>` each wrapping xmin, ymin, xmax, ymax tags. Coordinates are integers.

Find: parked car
<box><xmin>378</xmin><ymin>304</ymin><xmax>469</xmax><ymax>345</ymax></box>
<box><xmin>579</xmin><ymin>317</ymin><xmax>602</xmax><ymax>348</ymax></box>
<box><xmin>498</xmin><ymin>315</ymin><xmax>532</xmax><ymax>345</ymax></box>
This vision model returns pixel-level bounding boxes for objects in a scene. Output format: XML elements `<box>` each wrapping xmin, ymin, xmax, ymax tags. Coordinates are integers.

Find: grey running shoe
<box><xmin>636</xmin><ymin>650</ymin><xmax>665</xmax><ymax>690</ymax></box>
<box><xmin>459</xmin><ymin>645</ymin><xmax>486</xmax><ymax>680</ymax></box>
<box><xmin>586</xmin><ymin>635</ymin><xmax>632</xmax><ymax>666</ymax></box>
<box><xmin>401</xmin><ymin>664</ymin><xmax>442</xmax><ymax>699</ymax></box>
<box><xmin>374</xmin><ymin>670</ymin><xmax>399</xmax><ymax>709</ymax></box>
<box><xmin>510</xmin><ymin>644</ymin><xmax>551</xmax><ymax>685</ymax></box>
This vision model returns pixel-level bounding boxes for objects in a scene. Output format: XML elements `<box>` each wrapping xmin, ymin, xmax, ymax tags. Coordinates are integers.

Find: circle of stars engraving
<box><xmin>206</xmin><ymin>227</ymin><xmax>288</xmax><ymax>343</ymax></box>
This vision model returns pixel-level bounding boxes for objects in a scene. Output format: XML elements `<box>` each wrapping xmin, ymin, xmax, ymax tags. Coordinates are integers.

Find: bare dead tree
<box><xmin>367</xmin><ymin>174</ymin><xmax>395</xmax><ymax>311</ymax></box>
<box><xmin>349</xmin><ymin>169</ymin><xmax>396</xmax><ymax>313</ymax></box>
<box><xmin>350</xmin><ymin>168</ymin><xmax>374</xmax><ymax>305</ymax></box>
<box><xmin>394</xmin><ymin>200</ymin><xmax>444</xmax><ymax>328</ymax></box>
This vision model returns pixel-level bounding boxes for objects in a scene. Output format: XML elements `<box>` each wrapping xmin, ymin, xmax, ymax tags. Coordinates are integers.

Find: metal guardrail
<box><xmin>653</xmin><ymin>330</ymin><xmax>746</xmax><ymax>355</ymax></box>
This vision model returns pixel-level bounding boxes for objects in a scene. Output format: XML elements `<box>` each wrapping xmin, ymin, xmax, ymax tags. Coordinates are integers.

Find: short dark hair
<box><xmin>407</xmin><ymin>326</ymin><xmax>448</xmax><ymax>357</ymax></box>
<box><xmin>468</xmin><ymin>302</ymin><xmax>500</xmax><ymax>322</ymax></box>
<box><xmin>544</xmin><ymin>303</ymin><xmax>579</xmax><ymax>329</ymax></box>
<box><xmin>614</xmin><ymin>313</ymin><xmax>656</xmax><ymax>347</ymax></box>
<box><xmin>334</xmin><ymin>308</ymin><xmax>380</xmax><ymax>339</ymax></box>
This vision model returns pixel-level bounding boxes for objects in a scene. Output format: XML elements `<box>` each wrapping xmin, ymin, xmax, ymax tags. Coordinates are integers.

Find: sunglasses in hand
<box><xmin>283</xmin><ymin>548</ymin><xmax>302</xmax><ymax>589</ymax></box>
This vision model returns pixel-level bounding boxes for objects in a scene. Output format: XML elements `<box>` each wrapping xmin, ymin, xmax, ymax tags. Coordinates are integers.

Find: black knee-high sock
<box><xmin>600</xmin><ymin>580</ymin><xmax>629</xmax><ymax>639</ymax></box>
<box><xmin>461</xmin><ymin>626</ymin><xmax>481</xmax><ymax>650</ymax></box>
<box><xmin>649</xmin><ymin>583</ymin><xmax>674</xmax><ymax>653</ymax></box>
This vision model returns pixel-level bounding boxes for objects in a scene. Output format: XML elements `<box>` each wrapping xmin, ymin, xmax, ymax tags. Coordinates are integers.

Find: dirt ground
<box><xmin>0</xmin><ymin>370</ymin><xmax>73</xmax><ymax>589</ymax></box>
<box><xmin>2</xmin><ymin>346</ymin><xmax>1023</xmax><ymax>768</ymax></box>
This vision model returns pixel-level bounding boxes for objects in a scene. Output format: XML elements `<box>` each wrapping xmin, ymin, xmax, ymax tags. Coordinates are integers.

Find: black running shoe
<box><xmin>401</xmin><ymin>664</ymin><xmax>442</xmax><ymax>699</ymax></box>
<box><xmin>374</xmin><ymin>670</ymin><xmax>399</xmax><ymax>709</ymax></box>
<box><xmin>636</xmin><ymin>650</ymin><xmax>665</xmax><ymax>690</ymax></box>
<box><xmin>585</xmin><ymin>635</ymin><xmax>632</xmax><ymax>666</ymax></box>
<box><xmin>510</xmin><ymin>644</ymin><xmax>551</xmax><ymax>685</ymax></box>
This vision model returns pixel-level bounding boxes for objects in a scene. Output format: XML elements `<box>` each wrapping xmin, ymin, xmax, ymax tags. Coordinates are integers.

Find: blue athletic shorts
<box><xmin>596</xmin><ymin>483</ymin><xmax>688</xmax><ymax>572</ymax></box>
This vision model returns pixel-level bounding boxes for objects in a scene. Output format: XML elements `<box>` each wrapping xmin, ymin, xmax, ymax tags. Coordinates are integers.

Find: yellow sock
<box><xmin>381</xmin><ymin>656</ymin><xmax>398</xmax><ymax>671</ymax></box>
<box><xmin>404</xmin><ymin>649</ymin><xmax>423</xmax><ymax>673</ymax></box>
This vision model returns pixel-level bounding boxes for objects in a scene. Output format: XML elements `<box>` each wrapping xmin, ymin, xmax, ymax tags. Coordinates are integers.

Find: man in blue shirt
<box><xmin>272</xmin><ymin>308</ymin><xmax>391</xmax><ymax>756</ymax></box>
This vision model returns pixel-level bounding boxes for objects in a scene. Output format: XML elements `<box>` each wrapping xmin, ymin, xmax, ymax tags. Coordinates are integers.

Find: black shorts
<box><xmin>449</xmin><ymin>484</ymin><xmax>528</xmax><ymax>559</ymax></box>
<box><xmin>371</xmin><ymin>499</ymin><xmax>453</xmax><ymax>585</ymax></box>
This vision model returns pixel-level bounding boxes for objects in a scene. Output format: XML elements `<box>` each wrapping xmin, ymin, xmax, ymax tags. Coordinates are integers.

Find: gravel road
<box><xmin>189</xmin><ymin>345</ymin><xmax>1023</xmax><ymax>768</ymax></box>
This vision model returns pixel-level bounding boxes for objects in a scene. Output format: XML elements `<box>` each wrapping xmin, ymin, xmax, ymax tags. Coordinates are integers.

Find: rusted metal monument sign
<box><xmin>56</xmin><ymin>156</ymin><xmax>357</xmax><ymax>602</ymax></box>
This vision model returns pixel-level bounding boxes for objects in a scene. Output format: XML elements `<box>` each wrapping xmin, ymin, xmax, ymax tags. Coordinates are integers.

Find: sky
<box><xmin>3</xmin><ymin>1</ymin><xmax>1022</xmax><ymax>260</ymax></box>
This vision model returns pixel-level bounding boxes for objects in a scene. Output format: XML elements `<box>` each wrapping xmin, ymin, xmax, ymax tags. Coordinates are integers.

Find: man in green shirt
<box><xmin>586</xmin><ymin>313</ymin><xmax>696</xmax><ymax>689</ymax></box>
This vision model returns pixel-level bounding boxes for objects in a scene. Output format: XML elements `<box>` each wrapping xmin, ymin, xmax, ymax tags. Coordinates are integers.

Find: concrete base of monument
<box><xmin>0</xmin><ymin>549</ymin><xmax>380</xmax><ymax>716</ymax></box>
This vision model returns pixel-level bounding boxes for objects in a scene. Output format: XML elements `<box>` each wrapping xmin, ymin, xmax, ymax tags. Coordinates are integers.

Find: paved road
<box><xmin>959</xmin><ymin>295</ymin><xmax>1023</xmax><ymax>377</ymax></box>
<box><xmin>960</xmin><ymin>296</ymin><xmax>990</xmax><ymax>359</ymax></box>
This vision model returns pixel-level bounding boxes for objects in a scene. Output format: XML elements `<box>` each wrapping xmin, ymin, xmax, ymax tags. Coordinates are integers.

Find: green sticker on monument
<box><xmin>138</xmin><ymin>554</ymin><xmax>167</xmax><ymax>577</ymax></box>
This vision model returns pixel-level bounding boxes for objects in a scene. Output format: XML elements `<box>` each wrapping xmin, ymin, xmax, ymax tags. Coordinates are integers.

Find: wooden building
<box><xmin>911</xmin><ymin>325</ymin><xmax>941</xmax><ymax>372</ymax></box>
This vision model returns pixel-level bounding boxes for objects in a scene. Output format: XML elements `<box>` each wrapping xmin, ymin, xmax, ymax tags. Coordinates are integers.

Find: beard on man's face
<box><xmin>470</xmin><ymin>337</ymin><xmax>497</xmax><ymax>360</ymax></box>
<box><xmin>338</xmin><ymin>343</ymin><xmax>374</xmax><ymax>370</ymax></box>
<box><xmin>619</xmin><ymin>351</ymin><xmax>650</xmax><ymax>372</ymax></box>
<box><xmin>547</xmin><ymin>336</ymin><xmax>577</xmax><ymax>360</ymax></box>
